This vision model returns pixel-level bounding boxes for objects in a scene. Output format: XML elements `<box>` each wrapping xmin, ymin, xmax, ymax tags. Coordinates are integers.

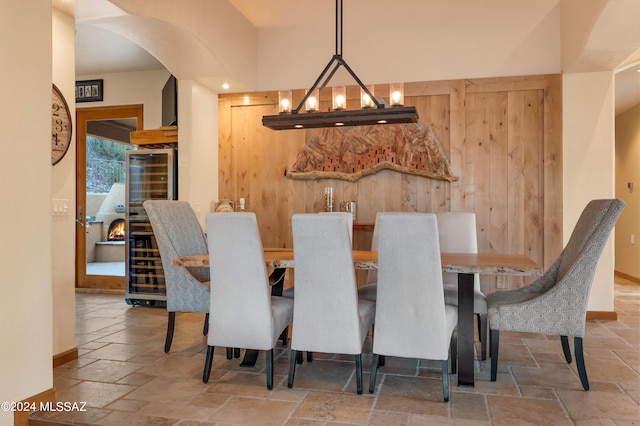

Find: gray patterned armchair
<box><xmin>143</xmin><ymin>200</ymin><xmax>210</xmax><ymax>353</ymax></box>
<box><xmin>487</xmin><ymin>199</ymin><xmax>625</xmax><ymax>390</ymax></box>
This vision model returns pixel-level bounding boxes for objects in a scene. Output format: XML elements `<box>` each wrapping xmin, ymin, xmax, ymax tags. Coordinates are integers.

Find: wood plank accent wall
<box><xmin>218</xmin><ymin>75</ymin><xmax>562</xmax><ymax>293</ymax></box>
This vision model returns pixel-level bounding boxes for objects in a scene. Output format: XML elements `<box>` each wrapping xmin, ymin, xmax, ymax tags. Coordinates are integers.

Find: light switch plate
<box><xmin>52</xmin><ymin>199</ymin><xmax>69</xmax><ymax>215</ymax></box>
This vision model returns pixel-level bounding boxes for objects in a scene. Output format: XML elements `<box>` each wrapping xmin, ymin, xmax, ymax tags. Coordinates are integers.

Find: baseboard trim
<box><xmin>14</xmin><ymin>387</ymin><xmax>55</xmax><ymax>426</ymax></box>
<box><xmin>586</xmin><ymin>311</ymin><xmax>618</xmax><ymax>321</ymax></box>
<box><xmin>53</xmin><ymin>347</ymin><xmax>78</xmax><ymax>368</ymax></box>
<box><xmin>615</xmin><ymin>270</ymin><xmax>640</xmax><ymax>284</ymax></box>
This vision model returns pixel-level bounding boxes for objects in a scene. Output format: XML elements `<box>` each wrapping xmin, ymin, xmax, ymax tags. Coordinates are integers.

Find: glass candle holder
<box><xmin>361</xmin><ymin>84</ymin><xmax>375</xmax><ymax>109</ymax></box>
<box><xmin>332</xmin><ymin>86</ymin><xmax>346</xmax><ymax>111</ymax></box>
<box><xmin>278</xmin><ymin>90</ymin><xmax>292</xmax><ymax>113</ymax></box>
<box><xmin>389</xmin><ymin>82</ymin><xmax>404</xmax><ymax>107</ymax></box>
<box><xmin>305</xmin><ymin>88</ymin><xmax>319</xmax><ymax>112</ymax></box>
<box><xmin>324</xmin><ymin>187</ymin><xmax>334</xmax><ymax>212</ymax></box>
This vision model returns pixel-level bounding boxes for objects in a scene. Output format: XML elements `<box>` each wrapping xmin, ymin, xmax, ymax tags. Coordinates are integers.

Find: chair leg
<box><xmin>296</xmin><ymin>351</ymin><xmax>303</xmax><ymax>364</ymax></box>
<box><xmin>164</xmin><ymin>311</ymin><xmax>176</xmax><ymax>353</ymax></box>
<box><xmin>279</xmin><ymin>325</ymin><xmax>289</xmax><ymax>346</ymax></box>
<box><xmin>234</xmin><ymin>348</ymin><xmax>241</xmax><ymax>358</ymax></box>
<box><xmin>441</xmin><ymin>359</ymin><xmax>450</xmax><ymax>402</ymax></box>
<box><xmin>266</xmin><ymin>349</ymin><xmax>274</xmax><ymax>390</ymax></box>
<box><xmin>560</xmin><ymin>335</ymin><xmax>572</xmax><ymax>364</ymax></box>
<box><xmin>575</xmin><ymin>337</ymin><xmax>590</xmax><ymax>391</ymax></box>
<box><xmin>490</xmin><ymin>329</ymin><xmax>500</xmax><ymax>381</ymax></box>
<box><xmin>203</xmin><ymin>313</ymin><xmax>209</xmax><ymax>336</ymax></box>
<box><xmin>226</xmin><ymin>347</ymin><xmax>233</xmax><ymax>360</ymax></box>
<box><xmin>369</xmin><ymin>354</ymin><xmax>379</xmax><ymax>393</ymax></box>
<box><xmin>307</xmin><ymin>351</ymin><xmax>313</xmax><ymax>362</ymax></box>
<box><xmin>372</xmin><ymin>325</ymin><xmax>384</xmax><ymax>366</ymax></box>
<box><xmin>450</xmin><ymin>330</ymin><xmax>458</xmax><ymax>375</ymax></box>
<box><xmin>355</xmin><ymin>354</ymin><xmax>363</xmax><ymax>394</ymax></box>
<box><xmin>288</xmin><ymin>350</ymin><xmax>297</xmax><ymax>388</ymax></box>
<box><xmin>479</xmin><ymin>314</ymin><xmax>487</xmax><ymax>360</ymax></box>
<box><xmin>203</xmin><ymin>345</ymin><xmax>215</xmax><ymax>383</ymax></box>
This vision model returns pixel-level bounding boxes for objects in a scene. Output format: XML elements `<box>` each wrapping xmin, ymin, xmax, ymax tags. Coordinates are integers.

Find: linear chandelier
<box><xmin>262</xmin><ymin>0</ymin><xmax>418</xmax><ymax>131</ymax></box>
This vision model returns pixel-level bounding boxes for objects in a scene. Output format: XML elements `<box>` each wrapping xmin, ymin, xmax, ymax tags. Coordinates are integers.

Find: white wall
<box><xmin>0</xmin><ymin>2</ymin><xmax>53</xmax><ymax>424</ymax></box>
<box><xmin>76</xmin><ymin>69</ymin><xmax>171</xmax><ymax>129</ymax></box>
<box><xmin>177</xmin><ymin>80</ymin><xmax>219</xmax><ymax>227</ymax></box>
<box><xmin>255</xmin><ymin>0</ymin><xmax>561</xmax><ymax>91</ymax></box>
<box><xmin>563</xmin><ymin>71</ymin><xmax>617</xmax><ymax>311</ymax></box>
<box><xmin>51</xmin><ymin>7</ymin><xmax>77</xmax><ymax>359</ymax></box>
<box><xmin>615</xmin><ymin>104</ymin><xmax>640</xmax><ymax>279</ymax></box>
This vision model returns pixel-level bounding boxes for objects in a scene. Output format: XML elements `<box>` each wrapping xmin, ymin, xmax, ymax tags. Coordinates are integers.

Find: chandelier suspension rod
<box><xmin>336</xmin><ymin>0</ymin><xmax>342</xmax><ymax>56</ymax></box>
<box><xmin>291</xmin><ymin>0</ymin><xmax>382</xmax><ymax>114</ymax></box>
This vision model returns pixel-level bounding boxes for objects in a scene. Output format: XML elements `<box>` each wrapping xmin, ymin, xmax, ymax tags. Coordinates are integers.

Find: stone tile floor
<box><xmin>32</xmin><ymin>277</ymin><xmax>639</xmax><ymax>425</ymax></box>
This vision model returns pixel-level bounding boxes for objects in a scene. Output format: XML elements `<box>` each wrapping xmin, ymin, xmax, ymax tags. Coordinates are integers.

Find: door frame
<box><xmin>76</xmin><ymin>105</ymin><xmax>144</xmax><ymax>290</ymax></box>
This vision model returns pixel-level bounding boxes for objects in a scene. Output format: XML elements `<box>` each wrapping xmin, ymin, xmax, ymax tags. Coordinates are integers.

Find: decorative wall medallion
<box><xmin>288</xmin><ymin>123</ymin><xmax>458</xmax><ymax>182</ymax></box>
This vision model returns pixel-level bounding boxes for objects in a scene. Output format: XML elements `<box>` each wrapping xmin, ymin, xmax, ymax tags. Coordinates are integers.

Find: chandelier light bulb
<box><xmin>360</xmin><ymin>84</ymin><xmax>375</xmax><ymax>109</ymax></box>
<box><xmin>305</xmin><ymin>88</ymin><xmax>320</xmax><ymax>112</ymax></box>
<box><xmin>278</xmin><ymin>90</ymin><xmax>292</xmax><ymax>113</ymax></box>
<box><xmin>389</xmin><ymin>82</ymin><xmax>404</xmax><ymax>107</ymax></box>
<box><xmin>332</xmin><ymin>86</ymin><xmax>346</xmax><ymax>110</ymax></box>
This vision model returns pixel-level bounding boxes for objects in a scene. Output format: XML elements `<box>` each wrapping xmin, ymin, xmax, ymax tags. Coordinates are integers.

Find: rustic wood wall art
<box><xmin>287</xmin><ymin>124</ymin><xmax>458</xmax><ymax>182</ymax></box>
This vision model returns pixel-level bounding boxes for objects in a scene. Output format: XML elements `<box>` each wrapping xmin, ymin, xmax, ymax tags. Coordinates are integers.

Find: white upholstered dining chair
<box><xmin>369</xmin><ymin>213</ymin><xmax>458</xmax><ymax>402</ymax></box>
<box><xmin>285</xmin><ymin>212</ymin><xmax>353</xmax><ymax>362</ymax></box>
<box><xmin>143</xmin><ymin>200</ymin><xmax>210</xmax><ymax>353</ymax></box>
<box><xmin>202</xmin><ymin>212</ymin><xmax>294</xmax><ymax>389</ymax></box>
<box><xmin>289</xmin><ymin>213</ymin><xmax>375</xmax><ymax>394</ymax></box>
<box><xmin>436</xmin><ymin>211</ymin><xmax>487</xmax><ymax>360</ymax></box>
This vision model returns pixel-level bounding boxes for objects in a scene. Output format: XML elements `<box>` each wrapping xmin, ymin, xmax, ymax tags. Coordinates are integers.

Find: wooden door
<box><xmin>76</xmin><ymin>105</ymin><xmax>144</xmax><ymax>290</ymax></box>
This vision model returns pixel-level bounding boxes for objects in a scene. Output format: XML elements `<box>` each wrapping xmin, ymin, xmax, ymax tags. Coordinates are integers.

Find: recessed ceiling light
<box><xmin>222</xmin><ymin>83</ymin><xmax>230</xmax><ymax>90</ymax></box>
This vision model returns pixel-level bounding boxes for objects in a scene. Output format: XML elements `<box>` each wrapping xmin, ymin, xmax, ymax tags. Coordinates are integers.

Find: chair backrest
<box><xmin>291</xmin><ymin>213</ymin><xmax>363</xmax><ymax>354</ymax></box>
<box><xmin>319</xmin><ymin>212</ymin><xmax>353</xmax><ymax>246</ymax></box>
<box><xmin>143</xmin><ymin>200</ymin><xmax>210</xmax><ymax>310</ymax></box>
<box><xmin>373</xmin><ymin>212</ymin><xmax>450</xmax><ymax>360</ymax></box>
<box><xmin>557</xmin><ymin>199</ymin><xmax>626</xmax><ymax>283</ymax></box>
<box><xmin>143</xmin><ymin>200</ymin><xmax>208</xmax><ymax>257</ymax></box>
<box><xmin>206</xmin><ymin>212</ymin><xmax>275</xmax><ymax>349</ymax></box>
<box><xmin>436</xmin><ymin>211</ymin><xmax>480</xmax><ymax>291</ymax></box>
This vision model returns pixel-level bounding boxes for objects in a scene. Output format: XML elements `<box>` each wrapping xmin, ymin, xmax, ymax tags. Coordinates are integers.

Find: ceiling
<box><xmin>72</xmin><ymin>0</ymin><xmax>640</xmax><ymax>116</ymax></box>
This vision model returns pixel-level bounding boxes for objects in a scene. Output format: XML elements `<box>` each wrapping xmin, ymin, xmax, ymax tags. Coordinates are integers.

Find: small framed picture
<box><xmin>75</xmin><ymin>79</ymin><xmax>103</xmax><ymax>103</ymax></box>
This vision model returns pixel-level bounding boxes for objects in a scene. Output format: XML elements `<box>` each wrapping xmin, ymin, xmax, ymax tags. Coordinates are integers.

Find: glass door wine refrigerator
<box><xmin>125</xmin><ymin>147</ymin><xmax>177</xmax><ymax>306</ymax></box>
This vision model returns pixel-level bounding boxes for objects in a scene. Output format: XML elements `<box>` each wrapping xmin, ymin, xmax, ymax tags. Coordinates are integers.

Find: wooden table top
<box><xmin>175</xmin><ymin>249</ymin><xmax>542</xmax><ymax>276</ymax></box>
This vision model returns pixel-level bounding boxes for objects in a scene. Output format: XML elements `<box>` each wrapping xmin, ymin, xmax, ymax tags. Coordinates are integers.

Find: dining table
<box><xmin>174</xmin><ymin>248</ymin><xmax>541</xmax><ymax>387</ymax></box>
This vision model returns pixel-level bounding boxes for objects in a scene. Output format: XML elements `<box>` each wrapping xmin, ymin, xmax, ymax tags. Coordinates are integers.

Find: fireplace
<box><xmin>87</xmin><ymin>183</ymin><xmax>126</xmax><ymax>263</ymax></box>
<box><xmin>107</xmin><ymin>219</ymin><xmax>125</xmax><ymax>241</ymax></box>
